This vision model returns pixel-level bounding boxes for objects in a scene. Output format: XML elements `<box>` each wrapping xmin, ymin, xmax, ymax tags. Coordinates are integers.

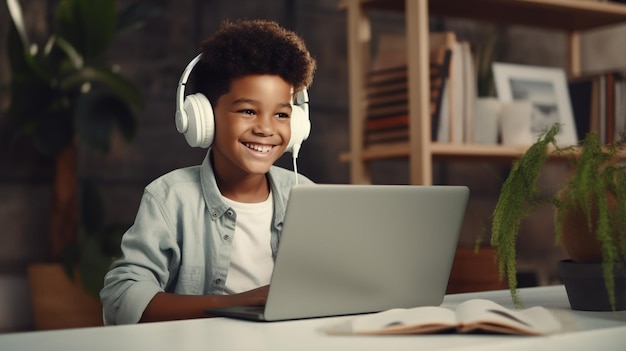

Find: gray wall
<box><xmin>1</xmin><ymin>0</ymin><xmax>625</xmax><ymax>332</ymax></box>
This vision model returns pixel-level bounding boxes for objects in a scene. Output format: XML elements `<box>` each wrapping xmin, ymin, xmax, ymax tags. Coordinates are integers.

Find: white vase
<box><xmin>473</xmin><ymin>97</ymin><xmax>501</xmax><ymax>144</ymax></box>
<box><xmin>500</xmin><ymin>100</ymin><xmax>535</xmax><ymax>146</ymax></box>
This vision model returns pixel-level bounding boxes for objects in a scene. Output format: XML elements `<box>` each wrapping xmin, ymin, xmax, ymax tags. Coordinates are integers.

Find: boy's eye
<box><xmin>238</xmin><ymin>109</ymin><xmax>255</xmax><ymax>115</ymax></box>
<box><xmin>277</xmin><ymin>112</ymin><xmax>290</xmax><ymax>119</ymax></box>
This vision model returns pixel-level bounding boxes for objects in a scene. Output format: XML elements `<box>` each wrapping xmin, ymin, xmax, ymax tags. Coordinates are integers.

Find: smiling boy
<box><xmin>100</xmin><ymin>19</ymin><xmax>316</xmax><ymax>324</ymax></box>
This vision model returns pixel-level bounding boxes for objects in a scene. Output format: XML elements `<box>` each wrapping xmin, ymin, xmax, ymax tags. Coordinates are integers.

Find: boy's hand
<box><xmin>140</xmin><ymin>285</ymin><xmax>270</xmax><ymax>322</ymax></box>
<box><xmin>235</xmin><ymin>285</ymin><xmax>270</xmax><ymax>306</ymax></box>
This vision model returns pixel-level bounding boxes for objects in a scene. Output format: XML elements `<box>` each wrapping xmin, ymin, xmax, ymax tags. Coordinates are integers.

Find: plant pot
<box><xmin>558</xmin><ymin>259</ymin><xmax>626</xmax><ymax>311</ymax></box>
<box><xmin>28</xmin><ymin>263</ymin><xmax>103</xmax><ymax>330</ymax></box>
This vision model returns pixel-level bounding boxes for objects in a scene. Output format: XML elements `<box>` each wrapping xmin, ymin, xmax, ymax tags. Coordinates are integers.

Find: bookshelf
<box><xmin>340</xmin><ymin>0</ymin><xmax>626</xmax><ymax>185</ymax></box>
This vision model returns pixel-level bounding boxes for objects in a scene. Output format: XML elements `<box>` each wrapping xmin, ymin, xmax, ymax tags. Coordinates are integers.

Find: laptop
<box><xmin>205</xmin><ymin>184</ymin><xmax>469</xmax><ymax>322</ymax></box>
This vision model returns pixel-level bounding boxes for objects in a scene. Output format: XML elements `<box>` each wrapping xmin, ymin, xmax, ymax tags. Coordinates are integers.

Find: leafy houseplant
<box><xmin>472</xmin><ymin>26</ymin><xmax>504</xmax><ymax>145</ymax></box>
<box><xmin>6</xmin><ymin>0</ymin><xmax>159</xmax><ymax>299</ymax></box>
<box><xmin>474</xmin><ymin>26</ymin><xmax>503</xmax><ymax>99</ymax></box>
<box><xmin>491</xmin><ymin>124</ymin><xmax>626</xmax><ymax>311</ymax></box>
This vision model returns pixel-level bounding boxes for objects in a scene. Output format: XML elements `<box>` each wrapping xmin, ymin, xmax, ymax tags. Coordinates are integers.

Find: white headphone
<box><xmin>175</xmin><ymin>54</ymin><xmax>311</xmax><ymax>158</ymax></box>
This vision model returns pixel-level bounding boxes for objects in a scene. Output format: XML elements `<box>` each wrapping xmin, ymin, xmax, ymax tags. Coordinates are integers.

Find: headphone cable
<box><xmin>292</xmin><ymin>155</ymin><xmax>299</xmax><ymax>185</ymax></box>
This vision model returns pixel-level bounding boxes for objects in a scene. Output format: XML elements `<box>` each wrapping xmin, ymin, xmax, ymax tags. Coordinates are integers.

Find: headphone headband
<box><xmin>175</xmin><ymin>54</ymin><xmax>202</xmax><ymax>133</ymax></box>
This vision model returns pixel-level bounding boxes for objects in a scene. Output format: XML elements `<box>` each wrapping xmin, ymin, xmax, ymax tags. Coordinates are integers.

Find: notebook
<box><xmin>205</xmin><ymin>184</ymin><xmax>469</xmax><ymax>322</ymax></box>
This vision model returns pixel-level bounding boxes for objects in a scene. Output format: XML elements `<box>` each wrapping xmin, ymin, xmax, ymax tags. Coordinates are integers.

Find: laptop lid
<box><xmin>206</xmin><ymin>184</ymin><xmax>469</xmax><ymax>321</ymax></box>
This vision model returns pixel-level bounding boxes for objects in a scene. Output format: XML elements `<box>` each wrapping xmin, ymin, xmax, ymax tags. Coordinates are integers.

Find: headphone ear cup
<box><xmin>287</xmin><ymin>103</ymin><xmax>311</xmax><ymax>154</ymax></box>
<box><xmin>183</xmin><ymin>93</ymin><xmax>215</xmax><ymax>148</ymax></box>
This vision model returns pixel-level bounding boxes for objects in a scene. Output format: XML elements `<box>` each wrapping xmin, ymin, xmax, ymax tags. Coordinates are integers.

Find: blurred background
<box><xmin>1</xmin><ymin>0</ymin><xmax>625</xmax><ymax>332</ymax></box>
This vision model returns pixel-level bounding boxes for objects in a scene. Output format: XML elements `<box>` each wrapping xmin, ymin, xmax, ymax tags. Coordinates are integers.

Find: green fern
<box><xmin>558</xmin><ymin>132</ymin><xmax>623</xmax><ymax>310</ymax></box>
<box><xmin>491</xmin><ymin>125</ymin><xmax>559</xmax><ymax>306</ymax></box>
<box><xmin>492</xmin><ymin>124</ymin><xmax>626</xmax><ymax>310</ymax></box>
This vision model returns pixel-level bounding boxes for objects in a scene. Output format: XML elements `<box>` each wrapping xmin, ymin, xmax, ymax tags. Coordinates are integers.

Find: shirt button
<box><xmin>223</xmin><ymin>234</ymin><xmax>229</xmax><ymax>240</ymax></box>
<box><xmin>211</xmin><ymin>212</ymin><xmax>218</xmax><ymax>218</ymax></box>
<box><xmin>226</xmin><ymin>210</ymin><xmax>234</xmax><ymax>217</ymax></box>
<box><xmin>215</xmin><ymin>278</ymin><xmax>222</xmax><ymax>285</ymax></box>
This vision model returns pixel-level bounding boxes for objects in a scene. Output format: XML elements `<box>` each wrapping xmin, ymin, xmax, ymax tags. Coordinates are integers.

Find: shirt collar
<box><xmin>199</xmin><ymin>148</ymin><xmax>286</xmax><ymax>225</ymax></box>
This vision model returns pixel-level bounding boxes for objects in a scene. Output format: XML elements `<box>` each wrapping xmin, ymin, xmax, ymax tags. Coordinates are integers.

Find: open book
<box><xmin>323</xmin><ymin>299</ymin><xmax>561</xmax><ymax>336</ymax></box>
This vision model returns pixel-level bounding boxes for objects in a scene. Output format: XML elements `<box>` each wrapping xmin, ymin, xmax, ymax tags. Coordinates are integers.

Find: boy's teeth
<box><xmin>244</xmin><ymin>143</ymin><xmax>272</xmax><ymax>153</ymax></box>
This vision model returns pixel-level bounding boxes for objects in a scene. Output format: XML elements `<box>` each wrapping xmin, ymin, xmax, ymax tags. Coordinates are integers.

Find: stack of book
<box><xmin>363</xmin><ymin>47</ymin><xmax>451</xmax><ymax>145</ymax></box>
<box><xmin>363</xmin><ymin>32</ymin><xmax>476</xmax><ymax>146</ymax></box>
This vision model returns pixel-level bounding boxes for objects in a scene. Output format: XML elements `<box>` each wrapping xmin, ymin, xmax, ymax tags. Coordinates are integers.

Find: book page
<box><xmin>324</xmin><ymin>306</ymin><xmax>457</xmax><ymax>335</ymax></box>
<box><xmin>455</xmin><ymin>299</ymin><xmax>561</xmax><ymax>335</ymax></box>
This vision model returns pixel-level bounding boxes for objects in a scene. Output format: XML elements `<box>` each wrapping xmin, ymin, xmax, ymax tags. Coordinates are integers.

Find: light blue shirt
<box><xmin>100</xmin><ymin>151</ymin><xmax>313</xmax><ymax>325</ymax></box>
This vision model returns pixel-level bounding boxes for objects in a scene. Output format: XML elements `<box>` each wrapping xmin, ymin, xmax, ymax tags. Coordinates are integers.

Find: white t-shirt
<box><xmin>222</xmin><ymin>193</ymin><xmax>274</xmax><ymax>294</ymax></box>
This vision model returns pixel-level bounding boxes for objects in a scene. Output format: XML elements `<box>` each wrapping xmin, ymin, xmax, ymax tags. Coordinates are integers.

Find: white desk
<box><xmin>1</xmin><ymin>285</ymin><xmax>625</xmax><ymax>351</ymax></box>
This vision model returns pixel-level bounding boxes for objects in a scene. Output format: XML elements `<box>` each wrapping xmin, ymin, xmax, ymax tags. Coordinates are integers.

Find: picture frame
<box><xmin>493</xmin><ymin>62</ymin><xmax>578</xmax><ymax>146</ymax></box>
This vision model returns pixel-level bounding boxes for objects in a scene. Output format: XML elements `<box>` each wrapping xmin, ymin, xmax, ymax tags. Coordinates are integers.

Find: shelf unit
<box><xmin>340</xmin><ymin>0</ymin><xmax>626</xmax><ymax>185</ymax></box>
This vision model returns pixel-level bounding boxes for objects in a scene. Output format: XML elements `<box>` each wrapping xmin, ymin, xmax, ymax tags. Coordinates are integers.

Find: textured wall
<box><xmin>0</xmin><ymin>0</ymin><xmax>351</xmax><ymax>331</ymax></box>
<box><xmin>0</xmin><ymin>0</ymin><xmax>351</xmax><ymax>275</ymax></box>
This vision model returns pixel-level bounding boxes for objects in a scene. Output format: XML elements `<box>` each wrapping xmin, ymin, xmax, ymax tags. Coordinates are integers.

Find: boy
<box><xmin>100</xmin><ymin>19</ymin><xmax>316</xmax><ymax>324</ymax></box>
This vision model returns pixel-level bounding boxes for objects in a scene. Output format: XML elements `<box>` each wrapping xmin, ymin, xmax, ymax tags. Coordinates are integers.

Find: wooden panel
<box><xmin>346</xmin><ymin>0</ymin><xmax>373</xmax><ymax>184</ymax></box>
<box><xmin>406</xmin><ymin>0</ymin><xmax>432</xmax><ymax>185</ymax></box>
<box><xmin>345</xmin><ymin>0</ymin><xmax>626</xmax><ymax>31</ymax></box>
<box><xmin>430</xmin><ymin>0</ymin><xmax>626</xmax><ymax>31</ymax></box>
<box><xmin>340</xmin><ymin>142</ymin><xmax>626</xmax><ymax>162</ymax></box>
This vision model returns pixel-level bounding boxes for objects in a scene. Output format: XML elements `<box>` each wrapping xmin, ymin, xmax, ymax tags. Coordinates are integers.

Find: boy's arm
<box><xmin>140</xmin><ymin>285</ymin><xmax>269</xmax><ymax>322</ymax></box>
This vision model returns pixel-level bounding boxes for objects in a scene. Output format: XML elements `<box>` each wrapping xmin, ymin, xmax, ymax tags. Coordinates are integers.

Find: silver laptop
<box><xmin>205</xmin><ymin>184</ymin><xmax>469</xmax><ymax>321</ymax></box>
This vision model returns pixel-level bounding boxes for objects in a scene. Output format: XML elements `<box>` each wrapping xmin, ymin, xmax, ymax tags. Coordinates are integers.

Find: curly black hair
<box><xmin>192</xmin><ymin>19</ymin><xmax>316</xmax><ymax>105</ymax></box>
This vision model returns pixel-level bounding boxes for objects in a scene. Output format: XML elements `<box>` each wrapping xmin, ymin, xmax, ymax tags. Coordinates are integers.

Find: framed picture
<box><xmin>493</xmin><ymin>63</ymin><xmax>578</xmax><ymax>146</ymax></box>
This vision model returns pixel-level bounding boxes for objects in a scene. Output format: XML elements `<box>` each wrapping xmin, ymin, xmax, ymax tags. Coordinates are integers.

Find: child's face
<box><xmin>211</xmin><ymin>74</ymin><xmax>293</xmax><ymax>179</ymax></box>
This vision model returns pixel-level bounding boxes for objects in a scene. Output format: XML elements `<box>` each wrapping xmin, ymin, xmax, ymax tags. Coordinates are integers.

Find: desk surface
<box><xmin>1</xmin><ymin>285</ymin><xmax>625</xmax><ymax>351</ymax></box>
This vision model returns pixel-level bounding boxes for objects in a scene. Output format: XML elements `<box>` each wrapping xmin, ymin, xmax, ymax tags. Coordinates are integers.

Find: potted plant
<box><xmin>491</xmin><ymin>123</ymin><xmax>626</xmax><ymax>311</ymax></box>
<box><xmin>5</xmin><ymin>0</ymin><xmax>159</xmax><ymax>328</ymax></box>
<box><xmin>472</xmin><ymin>26</ymin><xmax>504</xmax><ymax>145</ymax></box>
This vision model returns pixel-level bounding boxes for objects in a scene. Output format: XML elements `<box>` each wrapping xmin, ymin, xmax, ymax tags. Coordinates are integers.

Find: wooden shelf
<box><xmin>343</xmin><ymin>0</ymin><xmax>626</xmax><ymax>31</ymax></box>
<box><xmin>341</xmin><ymin>0</ymin><xmax>626</xmax><ymax>185</ymax></box>
<box><xmin>340</xmin><ymin>143</ymin><xmax>532</xmax><ymax>162</ymax></box>
<box><xmin>340</xmin><ymin>142</ymin><xmax>626</xmax><ymax>162</ymax></box>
